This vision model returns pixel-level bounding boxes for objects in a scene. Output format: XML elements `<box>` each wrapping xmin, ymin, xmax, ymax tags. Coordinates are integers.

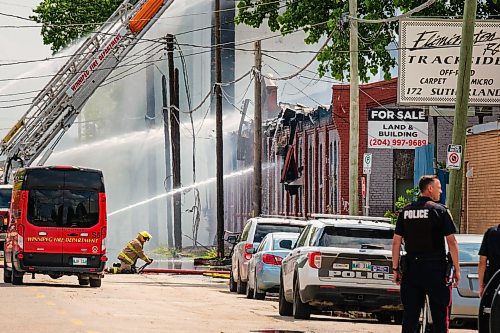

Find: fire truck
<box><xmin>0</xmin><ymin>0</ymin><xmax>174</xmax><ymax>286</ymax></box>
<box><xmin>0</xmin><ymin>0</ymin><xmax>174</xmax><ymax>182</ymax></box>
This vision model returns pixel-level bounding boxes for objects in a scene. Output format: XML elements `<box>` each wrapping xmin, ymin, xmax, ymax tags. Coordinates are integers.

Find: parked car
<box><xmin>0</xmin><ymin>184</ymin><xmax>12</xmax><ymax>250</ymax></box>
<box><xmin>246</xmin><ymin>232</ymin><xmax>299</xmax><ymax>300</ymax></box>
<box><xmin>421</xmin><ymin>233</ymin><xmax>483</xmax><ymax>331</ymax></box>
<box><xmin>229</xmin><ymin>217</ymin><xmax>307</xmax><ymax>294</ymax></box>
<box><xmin>279</xmin><ymin>215</ymin><xmax>402</xmax><ymax>320</ymax></box>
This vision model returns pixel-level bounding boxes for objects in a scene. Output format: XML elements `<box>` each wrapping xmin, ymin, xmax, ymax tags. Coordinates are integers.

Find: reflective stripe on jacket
<box><xmin>117</xmin><ymin>238</ymin><xmax>148</xmax><ymax>264</ymax></box>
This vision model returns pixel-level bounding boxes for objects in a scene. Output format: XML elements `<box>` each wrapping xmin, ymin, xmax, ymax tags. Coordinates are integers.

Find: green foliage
<box><xmin>30</xmin><ymin>0</ymin><xmax>122</xmax><ymax>53</ymax></box>
<box><xmin>152</xmin><ymin>246</ymin><xmax>181</xmax><ymax>258</ymax></box>
<box><xmin>236</xmin><ymin>0</ymin><xmax>499</xmax><ymax>82</ymax></box>
<box><xmin>384</xmin><ymin>187</ymin><xmax>419</xmax><ymax>224</ymax></box>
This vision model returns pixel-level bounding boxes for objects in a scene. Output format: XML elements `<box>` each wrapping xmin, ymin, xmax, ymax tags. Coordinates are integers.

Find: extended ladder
<box><xmin>0</xmin><ymin>0</ymin><xmax>174</xmax><ymax>182</ymax></box>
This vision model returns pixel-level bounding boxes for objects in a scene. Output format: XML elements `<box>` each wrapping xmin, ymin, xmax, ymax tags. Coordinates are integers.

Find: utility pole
<box><xmin>215</xmin><ymin>0</ymin><xmax>225</xmax><ymax>258</ymax></box>
<box><xmin>166</xmin><ymin>34</ymin><xmax>182</xmax><ymax>249</ymax></box>
<box><xmin>161</xmin><ymin>75</ymin><xmax>173</xmax><ymax>248</ymax></box>
<box><xmin>253</xmin><ymin>40</ymin><xmax>262</xmax><ymax>217</ymax></box>
<box><xmin>448</xmin><ymin>0</ymin><xmax>477</xmax><ymax>229</ymax></box>
<box><xmin>348</xmin><ymin>0</ymin><xmax>359</xmax><ymax>215</ymax></box>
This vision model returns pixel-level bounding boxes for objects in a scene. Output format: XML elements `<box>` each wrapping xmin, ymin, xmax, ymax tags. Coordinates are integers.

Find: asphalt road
<box><xmin>0</xmin><ymin>269</ymin><xmax>477</xmax><ymax>333</ymax></box>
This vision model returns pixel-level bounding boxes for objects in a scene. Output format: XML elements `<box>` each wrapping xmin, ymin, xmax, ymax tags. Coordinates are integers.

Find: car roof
<box><xmin>252</xmin><ymin>217</ymin><xmax>308</xmax><ymax>225</ymax></box>
<box><xmin>311</xmin><ymin>217</ymin><xmax>395</xmax><ymax>230</ymax></box>
<box><xmin>265</xmin><ymin>232</ymin><xmax>300</xmax><ymax>239</ymax></box>
<box><xmin>455</xmin><ymin>233</ymin><xmax>483</xmax><ymax>243</ymax></box>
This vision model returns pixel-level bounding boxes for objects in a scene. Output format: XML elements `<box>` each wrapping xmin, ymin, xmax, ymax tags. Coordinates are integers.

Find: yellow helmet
<box><xmin>138</xmin><ymin>231</ymin><xmax>152</xmax><ymax>241</ymax></box>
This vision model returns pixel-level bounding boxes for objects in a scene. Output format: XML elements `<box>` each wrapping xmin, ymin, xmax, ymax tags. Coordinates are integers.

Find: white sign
<box><xmin>368</xmin><ymin>108</ymin><xmax>428</xmax><ymax>149</ymax></box>
<box><xmin>447</xmin><ymin>144</ymin><xmax>462</xmax><ymax>170</ymax></box>
<box><xmin>363</xmin><ymin>153</ymin><xmax>372</xmax><ymax>175</ymax></box>
<box><xmin>66</xmin><ymin>31</ymin><xmax>124</xmax><ymax>97</ymax></box>
<box><xmin>399</xmin><ymin>19</ymin><xmax>500</xmax><ymax>106</ymax></box>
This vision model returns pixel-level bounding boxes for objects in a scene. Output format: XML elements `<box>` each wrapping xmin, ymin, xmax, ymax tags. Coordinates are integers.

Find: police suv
<box><xmin>279</xmin><ymin>215</ymin><xmax>403</xmax><ymax>321</ymax></box>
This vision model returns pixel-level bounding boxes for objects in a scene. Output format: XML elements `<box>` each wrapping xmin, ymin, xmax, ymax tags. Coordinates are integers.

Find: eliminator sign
<box><xmin>399</xmin><ymin>19</ymin><xmax>500</xmax><ymax>106</ymax></box>
<box><xmin>368</xmin><ymin>108</ymin><xmax>428</xmax><ymax>149</ymax></box>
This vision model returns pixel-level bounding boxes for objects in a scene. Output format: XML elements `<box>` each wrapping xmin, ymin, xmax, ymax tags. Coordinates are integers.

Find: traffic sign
<box><xmin>446</xmin><ymin>144</ymin><xmax>462</xmax><ymax>170</ymax></box>
<box><xmin>363</xmin><ymin>153</ymin><xmax>372</xmax><ymax>175</ymax></box>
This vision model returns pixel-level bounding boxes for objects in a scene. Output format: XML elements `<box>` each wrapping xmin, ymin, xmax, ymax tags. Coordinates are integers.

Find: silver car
<box><xmin>246</xmin><ymin>232</ymin><xmax>299</xmax><ymax>300</ymax></box>
<box><xmin>229</xmin><ymin>217</ymin><xmax>306</xmax><ymax>294</ymax></box>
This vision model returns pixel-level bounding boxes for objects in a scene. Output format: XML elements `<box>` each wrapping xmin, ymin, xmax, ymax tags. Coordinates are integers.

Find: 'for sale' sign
<box><xmin>368</xmin><ymin>108</ymin><xmax>428</xmax><ymax>149</ymax></box>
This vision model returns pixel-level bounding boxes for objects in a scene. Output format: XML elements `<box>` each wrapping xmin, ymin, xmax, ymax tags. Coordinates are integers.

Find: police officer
<box><xmin>478</xmin><ymin>223</ymin><xmax>500</xmax><ymax>297</ymax></box>
<box><xmin>391</xmin><ymin>175</ymin><xmax>460</xmax><ymax>333</ymax></box>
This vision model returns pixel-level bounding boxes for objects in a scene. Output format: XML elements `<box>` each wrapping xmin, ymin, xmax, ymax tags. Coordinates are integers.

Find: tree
<box><xmin>236</xmin><ymin>0</ymin><xmax>499</xmax><ymax>82</ymax></box>
<box><xmin>30</xmin><ymin>0</ymin><xmax>122</xmax><ymax>54</ymax></box>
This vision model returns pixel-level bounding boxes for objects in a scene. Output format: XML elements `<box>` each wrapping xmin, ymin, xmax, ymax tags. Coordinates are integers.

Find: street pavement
<box><xmin>0</xmin><ymin>269</ymin><xmax>477</xmax><ymax>333</ymax></box>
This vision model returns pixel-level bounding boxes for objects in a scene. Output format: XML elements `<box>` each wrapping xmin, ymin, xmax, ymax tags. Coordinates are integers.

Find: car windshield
<box><xmin>458</xmin><ymin>242</ymin><xmax>481</xmax><ymax>263</ymax></box>
<box><xmin>318</xmin><ymin>226</ymin><xmax>393</xmax><ymax>250</ymax></box>
<box><xmin>0</xmin><ymin>188</ymin><xmax>11</xmax><ymax>209</ymax></box>
<box><xmin>254</xmin><ymin>224</ymin><xmax>304</xmax><ymax>243</ymax></box>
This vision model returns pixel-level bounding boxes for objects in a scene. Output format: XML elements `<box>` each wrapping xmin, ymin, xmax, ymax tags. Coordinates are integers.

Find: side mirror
<box><xmin>245</xmin><ymin>247</ymin><xmax>256</xmax><ymax>254</ymax></box>
<box><xmin>226</xmin><ymin>235</ymin><xmax>239</xmax><ymax>245</ymax></box>
<box><xmin>279</xmin><ymin>239</ymin><xmax>293</xmax><ymax>250</ymax></box>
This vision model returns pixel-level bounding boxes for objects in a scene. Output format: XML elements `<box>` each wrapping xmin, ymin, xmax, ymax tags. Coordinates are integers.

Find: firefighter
<box><xmin>115</xmin><ymin>231</ymin><xmax>153</xmax><ymax>273</ymax></box>
<box><xmin>391</xmin><ymin>175</ymin><xmax>460</xmax><ymax>333</ymax></box>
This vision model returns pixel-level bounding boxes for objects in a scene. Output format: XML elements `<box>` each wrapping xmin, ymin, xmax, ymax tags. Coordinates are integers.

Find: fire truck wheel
<box><xmin>89</xmin><ymin>277</ymin><xmax>102</xmax><ymax>288</ymax></box>
<box><xmin>11</xmin><ymin>260</ymin><xmax>24</xmax><ymax>285</ymax></box>
<box><xmin>3</xmin><ymin>265</ymin><xmax>12</xmax><ymax>283</ymax></box>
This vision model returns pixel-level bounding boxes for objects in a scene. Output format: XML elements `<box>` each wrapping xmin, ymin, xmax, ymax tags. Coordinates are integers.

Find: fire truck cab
<box><xmin>0</xmin><ymin>184</ymin><xmax>13</xmax><ymax>250</ymax></box>
<box><xmin>3</xmin><ymin>166</ymin><xmax>107</xmax><ymax>287</ymax></box>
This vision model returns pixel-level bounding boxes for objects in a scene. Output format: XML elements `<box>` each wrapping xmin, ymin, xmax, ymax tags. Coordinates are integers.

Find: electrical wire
<box><xmin>347</xmin><ymin>0</ymin><xmax>437</xmax><ymax>24</ymax></box>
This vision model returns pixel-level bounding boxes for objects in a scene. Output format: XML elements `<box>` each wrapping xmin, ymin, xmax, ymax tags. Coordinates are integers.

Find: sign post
<box><xmin>447</xmin><ymin>144</ymin><xmax>462</xmax><ymax>170</ymax></box>
<box><xmin>363</xmin><ymin>153</ymin><xmax>372</xmax><ymax>216</ymax></box>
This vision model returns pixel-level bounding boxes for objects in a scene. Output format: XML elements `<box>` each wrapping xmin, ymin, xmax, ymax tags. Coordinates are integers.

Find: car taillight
<box><xmin>244</xmin><ymin>243</ymin><xmax>253</xmax><ymax>260</ymax></box>
<box><xmin>262</xmin><ymin>254</ymin><xmax>282</xmax><ymax>265</ymax></box>
<box><xmin>308</xmin><ymin>252</ymin><xmax>322</xmax><ymax>269</ymax></box>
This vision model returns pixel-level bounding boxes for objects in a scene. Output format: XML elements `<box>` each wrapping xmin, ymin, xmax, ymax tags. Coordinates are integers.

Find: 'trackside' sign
<box><xmin>399</xmin><ymin>19</ymin><xmax>500</xmax><ymax>106</ymax></box>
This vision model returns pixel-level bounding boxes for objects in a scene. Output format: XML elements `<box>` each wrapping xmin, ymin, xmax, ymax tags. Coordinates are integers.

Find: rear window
<box><xmin>24</xmin><ymin>169</ymin><xmax>104</xmax><ymax>191</ymax></box>
<box><xmin>318</xmin><ymin>226</ymin><xmax>393</xmax><ymax>250</ymax></box>
<box><xmin>27</xmin><ymin>189</ymin><xmax>99</xmax><ymax>228</ymax></box>
<box><xmin>254</xmin><ymin>224</ymin><xmax>304</xmax><ymax>243</ymax></box>
<box><xmin>273</xmin><ymin>237</ymin><xmax>298</xmax><ymax>250</ymax></box>
<box><xmin>459</xmin><ymin>242</ymin><xmax>481</xmax><ymax>263</ymax></box>
<box><xmin>0</xmin><ymin>188</ymin><xmax>12</xmax><ymax>209</ymax></box>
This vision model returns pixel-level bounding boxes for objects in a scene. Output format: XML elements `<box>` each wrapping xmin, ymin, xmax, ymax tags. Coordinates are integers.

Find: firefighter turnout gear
<box><xmin>116</xmin><ymin>234</ymin><xmax>152</xmax><ymax>273</ymax></box>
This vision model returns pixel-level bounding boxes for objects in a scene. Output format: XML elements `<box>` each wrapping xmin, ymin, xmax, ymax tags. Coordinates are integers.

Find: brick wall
<box><xmin>462</xmin><ymin>128</ymin><xmax>500</xmax><ymax>234</ymax></box>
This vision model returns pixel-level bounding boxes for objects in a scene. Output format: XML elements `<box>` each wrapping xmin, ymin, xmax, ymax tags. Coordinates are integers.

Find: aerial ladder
<box><xmin>0</xmin><ymin>0</ymin><xmax>174</xmax><ymax>183</ymax></box>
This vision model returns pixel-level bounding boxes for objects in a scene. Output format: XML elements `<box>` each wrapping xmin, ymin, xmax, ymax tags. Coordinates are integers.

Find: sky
<box><xmin>0</xmin><ymin>0</ymin><xmax>52</xmax><ymax>131</ymax></box>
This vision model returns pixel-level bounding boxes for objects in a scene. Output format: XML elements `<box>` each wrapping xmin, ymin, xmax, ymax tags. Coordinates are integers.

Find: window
<box><xmin>273</xmin><ymin>237</ymin><xmax>298</xmax><ymax>250</ymax></box>
<box><xmin>295</xmin><ymin>225</ymin><xmax>312</xmax><ymax>248</ymax></box>
<box><xmin>240</xmin><ymin>221</ymin><xmax>252</xmax><ymax>241</ymax></box>
<box><xmin>318</xmin><ymin>226</ymin><xmax>393</xmax><ymax>250</ymax></box>
<box><xmin>458</xmin><ymin>243</ymin><xmax>481</xmax><ymax>263</ymax></box>
<box><xmin>257</xmin><ymin>237</ymin><xmax>268</xmax><ymax>252</ymax></box>
<box><xmin>27</xmin><ymin>189</ymin><xmax>99</xmax><ymax>228</ymax></box>
<box><xmin>0</xmin><ymin>188</ymin><xmax>12</xmax><ymax>209</ymax></box>
<box><xmin>253</xmin><ymin>224</ymin><xmax>304</xmax><ymax>243</ymax></box>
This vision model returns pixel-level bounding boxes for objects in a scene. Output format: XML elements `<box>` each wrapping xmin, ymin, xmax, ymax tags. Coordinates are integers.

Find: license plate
<box><xmin>72</xmin><ymin>257</ymin><xmax>88</xmax><ymax>266</ymax></box>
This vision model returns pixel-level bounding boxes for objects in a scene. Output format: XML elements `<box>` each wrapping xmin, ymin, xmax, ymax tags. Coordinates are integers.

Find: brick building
<box><xmin>461</xmin><ymin>122</ymin><xmax>500</xmax><ymax>234</ymax></box>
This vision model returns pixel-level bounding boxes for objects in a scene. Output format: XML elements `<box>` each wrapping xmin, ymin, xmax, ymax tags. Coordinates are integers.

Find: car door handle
<box><xmin>67</xmin><ymin>233</ymin><xmax>78</xmax><ymax>236</ymax></box>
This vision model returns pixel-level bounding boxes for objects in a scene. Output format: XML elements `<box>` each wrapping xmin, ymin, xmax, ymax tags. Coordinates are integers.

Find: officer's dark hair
<box><xmin>419</xmin><ymin>175</ymin><xmax>438</xmax><ymax>192</ymax></box>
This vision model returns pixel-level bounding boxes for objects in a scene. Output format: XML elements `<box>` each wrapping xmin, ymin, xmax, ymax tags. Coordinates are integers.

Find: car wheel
<box><xmin>278</xmin><ymin>276</ymin><xmax>293</xmax><ymax>316</ymax></box>
<box><xmin>3</xmin><ymin>265</ymin><xmax>12</xmax><ymax>283</ymax></box>
<box><xmin>229</xmin><ymin>270</ymin><xmax>237</xmax><ymax>292</ymax></box>
<box><xmin>253</xmin><ymin>273</ymin><xmax>265</xmax><ymax>300</ymax></box>
<box><xmin>236</xmin><ymin>267</ymin><xmax>247</xmax><ymax>294</ymax></box>
<box><xmin>393</xmin><ymin>311</ymin><xmax>403</xmax><ymax>324</ymax></box>
<box><xmin>246</xmin><ymin>278</ymin><xmax>254</xmax><ymax>299</ymax></box>
<box><xmin>293</xmin><ymin>278</ymin><xmax>310</xmax><ymax>319</ymax></box>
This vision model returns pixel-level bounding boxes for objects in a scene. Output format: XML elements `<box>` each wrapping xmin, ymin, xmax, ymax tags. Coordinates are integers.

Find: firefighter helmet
<box><xmin>138</xmin><ymin>231</ymin><xmax>152</xmax><ymax>241</ymax></box>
